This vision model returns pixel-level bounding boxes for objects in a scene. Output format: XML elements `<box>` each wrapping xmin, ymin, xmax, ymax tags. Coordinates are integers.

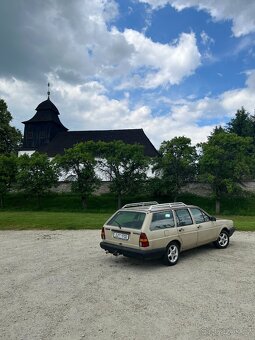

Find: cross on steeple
<box><xmin>47</xmin><ymin>82</ymin><xmax>50</xmax><ymax>99</ymax></box>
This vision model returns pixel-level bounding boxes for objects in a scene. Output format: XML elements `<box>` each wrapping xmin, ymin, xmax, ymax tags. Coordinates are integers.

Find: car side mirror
<box><xmin>210</xmin><ymin>216</ymin><xmax>216</xmax><ymax>221</ymax></box>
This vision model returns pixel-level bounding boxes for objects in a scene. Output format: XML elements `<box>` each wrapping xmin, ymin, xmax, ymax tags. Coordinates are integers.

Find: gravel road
<box><xmin>0</xmin><ymin>230</ymin><xmax>254</xmax><ymax>340</ymax></box>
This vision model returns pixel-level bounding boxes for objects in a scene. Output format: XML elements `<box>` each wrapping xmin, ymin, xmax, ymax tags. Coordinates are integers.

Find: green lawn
<box><xmin>219</xmin><ymin>215</ymin><xmax>255</xmax><ymax>232</ymax></box>
<box><xmin>0</xmin><ymin>211</ymin><xmax>112</xmax><ymax>230</ymax></box>
<box><xmin>0</xmin><ymin>211</ymin><xmax>254</xmax><ymax>231</ymax></box>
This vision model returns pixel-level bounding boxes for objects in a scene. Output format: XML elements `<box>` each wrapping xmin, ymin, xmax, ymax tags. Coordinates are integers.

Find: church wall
<box><xmin>50</xmin><ymin>180</ymin><xmax>255</xmax><ymax>196</ymax></box>
<box><xmin>18</xmin><ymin>150</ymin><xmax>35</xmax><ymax>156</ymax></box>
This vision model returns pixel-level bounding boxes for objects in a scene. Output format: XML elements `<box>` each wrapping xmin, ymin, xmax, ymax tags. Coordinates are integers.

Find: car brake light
<box><xmin>101</xmin><ymin>227</ymin><xmax>105</xmax><ymax>240</ymax></box>
<box><xmin>139</xmin><ymin>233</ymin><xmax>149</xmax><ymax>247</ymax></box>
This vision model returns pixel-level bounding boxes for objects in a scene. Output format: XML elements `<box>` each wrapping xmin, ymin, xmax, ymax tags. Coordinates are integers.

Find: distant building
<box><xmin>19</xmin><ymin>94</ymin><xmax>158</xmax><ymax>158</ymax></box>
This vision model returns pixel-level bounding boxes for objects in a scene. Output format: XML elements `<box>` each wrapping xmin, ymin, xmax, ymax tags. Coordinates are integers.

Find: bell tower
<box><xmin>21</xmin><ymin>85</ymin><xmax>68</xmax><ymax>151</ymax></box>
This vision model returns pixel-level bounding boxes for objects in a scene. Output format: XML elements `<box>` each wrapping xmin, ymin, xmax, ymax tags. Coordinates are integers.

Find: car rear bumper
<box><xmin>100</xmin><ymin>241</ymin><xmax>165</xmax><ymax>260</ymax></box>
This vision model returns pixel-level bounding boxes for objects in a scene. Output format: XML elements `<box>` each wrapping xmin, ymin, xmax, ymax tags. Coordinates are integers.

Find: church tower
<box><xmin>21</xmin><ymin>85</ymin><xmax>68</xmax><ymax>151</ymax></box>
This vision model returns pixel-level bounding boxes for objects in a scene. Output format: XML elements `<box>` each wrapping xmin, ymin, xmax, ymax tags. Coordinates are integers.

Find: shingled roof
<box><xmin>22</xmin><ymin>99</ymin><xmax>68</xmax><ymax>131</ymax></box>
<box><xmin>37</xmin><ymin>129</ymin><xmax>159</xmax><ymax>157</ymax></box>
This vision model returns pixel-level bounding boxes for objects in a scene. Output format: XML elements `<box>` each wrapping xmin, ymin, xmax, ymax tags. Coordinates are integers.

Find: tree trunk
<box><xmin>81</xmin><ymin>196</ymin><xmax>87</xmax><ymax>209</ymax></box>
<box><xmin>215</xmin><ymin>198</ymin><xmax>220</xmax><ymax>215</ymax></box>
<box><xmin>117</xmin><ymin>194</ymin><xmax>122</xmax><ymax>209</ymax></box>
<box><xmin>37</xmin><ymin>194</ymin><xmax>41</xmax><ymax>209</ymax></box>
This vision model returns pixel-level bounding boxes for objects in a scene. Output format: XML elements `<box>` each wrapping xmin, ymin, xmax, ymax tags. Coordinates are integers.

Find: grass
<box><xmin>0</xmin><ymin>211</ymin><xmax>112</xmax><ymax>230</ymax></box>
<box><xmin>220</xmin><ymin>216</ymin><xmax>255</xmax><ymax>232</ymax></box>
<box><xmin>0</xmin><ymin>211</ymin><xmax>254</xmax><ymax>231</ymax></box>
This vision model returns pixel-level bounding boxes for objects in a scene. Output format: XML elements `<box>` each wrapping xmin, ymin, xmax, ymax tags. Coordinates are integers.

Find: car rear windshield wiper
<box><xmin>115</xmin><ymin>221</ymin><xmax>122</xmax><ymax>229</ymax></box>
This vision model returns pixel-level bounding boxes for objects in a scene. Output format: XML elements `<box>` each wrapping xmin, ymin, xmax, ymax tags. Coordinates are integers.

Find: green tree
<box><xmin>0</xmin><ymin>99</ymin><xmax>22</xmax><ymax>155</ymax></box>
<box><xmin>154</xmin><ymin>137</ymin><xmax>198</xmax><ymax>201</ymax></box>
<box><xmin>227</xmin><ymin>107</ymin><xmax>253</xmax><ymax>137</ymax></box>
<box><xmin>17</xmin><ymin>152</ymin><xmax>58</xmax><ymax>206</ymax></box>
<box><xmin>97</xmin><ymin>141</ymin><xmax>149</xmax><ymax>208</ymax></box>
<box><xmin>0</xmin><ymin>155</ymin><xmax>17</xmax><ymax>208</ymax></box>
<box><xmin>199</xmin><ymin>131</ymin><xmax>255</xmax><ymax>214</ymax></box>
<box><xmin>56</xmin><ymin>142</ymin><xmax>100</xmax><ymax>209</ymax></box>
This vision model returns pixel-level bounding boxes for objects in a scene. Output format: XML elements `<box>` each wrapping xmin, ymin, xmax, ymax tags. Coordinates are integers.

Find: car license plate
<box><xmin>113</xmin><ymin>232</ymin><xmax>129</xmax><ymax>240</ymax></box>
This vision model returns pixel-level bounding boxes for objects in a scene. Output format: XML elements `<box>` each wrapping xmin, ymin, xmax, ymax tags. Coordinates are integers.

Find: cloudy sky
<box><xmin>1</xmin><ymin>0</ymin><xmax>255</xmax><ymax>148</ymax></box>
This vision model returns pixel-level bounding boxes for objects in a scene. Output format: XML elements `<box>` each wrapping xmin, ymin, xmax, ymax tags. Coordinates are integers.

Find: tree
<box><xmin>0</xmin><ymin>155</ymin><xmax>17</xmax><ymax>208</ymax></box>
<box><xmin>97</xmin><ymin>141</ymin><xmax>149</xmax><ymax>208</ymax></box>
<box><xmin>227</xmin><ymin>107</ymin><xmax>253</xmax><ymax>138</ymax></box>
<box><xmin>17</xmin><ymin>152</ymin><xmax>59</xmax><ymax>206</ymax></box>
<box><xmin>56</xmin><ymin>142</ymin><xmax>100</xmax><ymax>209</ymax></box>
<box><xmin>199</xmin><ymin>131</ymin><xmax>255</xmax><ymax>214</ymax></box>
<box><xmin>154</xmin><ymin>137</ymin><xmax>198</xmax><ymax>200</ymax></box>
<box><xmin>0</xmin><ymin>99</ymin><xmax>22</xmax><ymax>155</ymax></box>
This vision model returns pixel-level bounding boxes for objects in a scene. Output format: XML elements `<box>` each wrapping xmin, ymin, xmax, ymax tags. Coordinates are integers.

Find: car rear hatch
<box><xmin>103</xmin><ymin>210</ymin><xmax>147</xmax><ymax>250</ymax></box>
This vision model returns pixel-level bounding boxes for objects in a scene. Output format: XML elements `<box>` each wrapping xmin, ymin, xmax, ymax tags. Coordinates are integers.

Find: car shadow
<box><xmin>100</xmin><ymin>242</ymin><xmax>235</xmax><ymax>271</ymax></box>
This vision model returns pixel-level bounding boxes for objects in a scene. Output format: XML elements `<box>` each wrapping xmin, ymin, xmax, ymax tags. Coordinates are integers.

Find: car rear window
<box><xmin>107</xmin><ymin>211</ymin><xmax>146</xmax><ymax>230</ymax></box>
<box><xmin>150</xmin><ymin>210</ymin><xmax>175</xmax><ymax>230</ymax></box>
<box><xmin>175</xmin><ymin>208</ymin><xmax>193</xmax><ymax>226</ymax></box>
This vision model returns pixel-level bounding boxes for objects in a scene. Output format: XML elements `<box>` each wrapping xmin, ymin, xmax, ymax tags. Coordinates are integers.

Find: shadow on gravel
<box><xmin>100</xmin><ymin>241</ymin><xmax>237</xmax><ymax>271</ymax></box>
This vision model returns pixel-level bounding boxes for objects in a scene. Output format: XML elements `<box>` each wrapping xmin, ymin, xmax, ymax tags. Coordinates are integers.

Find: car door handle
<box><xmin>197</xmin><ymin>225</ymin><xmax>201</xmax><ymax>229</ymax></box>
<box><xmin>178</xmin><ymin>228</ymin><xmax>184</xmax><ymax>232</ymax></box>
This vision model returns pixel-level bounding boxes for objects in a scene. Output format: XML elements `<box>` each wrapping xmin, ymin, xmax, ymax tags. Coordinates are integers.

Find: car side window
<box><xmin>150</xmin><ymin>210</ymin><xmax>175</xmax><ymax>230</ymax></box>
<box><xmin>175</xmin><ymin>209</ymin><xmax>193</xmax><ymax>226</ymax></box>
<box><xmin>190</xmin><ymin>208</ymin><xmax>210</xmax><ymax>224</ymax></box>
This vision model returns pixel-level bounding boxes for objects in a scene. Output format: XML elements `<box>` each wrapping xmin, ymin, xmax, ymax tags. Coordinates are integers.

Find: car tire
<box><xmin>214</xmin><ymin>230</ymin><xmax>230</xmax><ymax>249</ymax></box>
<box><xmin>163</xmin><ymin>242</ymin><xmax>180</xmax><ymax>266</ymax></box>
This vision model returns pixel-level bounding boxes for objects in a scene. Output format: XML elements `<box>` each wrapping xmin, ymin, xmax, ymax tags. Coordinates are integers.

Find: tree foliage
<box><xmin>97</xmin><ymin>141</ymin><xmax>149</xmax><ymax>208</ymax></box>
<box><xmin>0</xmin><ymin>155</ymin><xmax>17</xmax><ymax>207</ymax></box>
<box><xmin>0</xmin><ymin>99</ymin><xmax>22</xmax><ymax>155</ymax></box>
<box><xmin>227</xmin><ymin>107</ymin><xmax>255</xmax><ymax>139</ymax></box>
<box><xmin>17</xmin><ymin>152</ymin><xmax>58</xmax><ymax>206</ymax></box>
<box><xmin>154</xmin><ymin>137</ymin><xmax>198</xmax><ymax>200</ymax></box>
<box><xmin>56</xmin><ymin>142</ymin><xmax>100</xmax><ymax>209</ymax></box>
<box><xmin>199</xmin><ymin>131</ymin><xmax>255</xmax><ymax>213</ymax></box>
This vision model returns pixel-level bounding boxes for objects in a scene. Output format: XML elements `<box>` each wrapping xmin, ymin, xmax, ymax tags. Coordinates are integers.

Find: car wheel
<box><xmin>214</xmin><ymin>230</ymin><xmax>229</xmax><ymax>249</ymax></box>
<box><xmin>163</xmin><ymin>242</ymin><xmax>179</xmax><ymax>266</ymax></box>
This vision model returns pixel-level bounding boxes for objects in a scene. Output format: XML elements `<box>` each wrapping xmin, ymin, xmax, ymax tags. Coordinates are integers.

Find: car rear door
<box><xmin>148</xmin><ymin>210</ymin><xmax>178</xmax><ymax>250</ymax></box>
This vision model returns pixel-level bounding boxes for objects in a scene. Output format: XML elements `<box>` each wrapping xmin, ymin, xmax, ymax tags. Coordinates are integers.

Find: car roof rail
<box><xmin>122</xmin><ymin>201</ymin><xmax>159</xmax><ymax>209</ymax></box>
<box><xmin>149</xmin><ymin>202</ymin><xmax>187</xmax><ymax>211</ymax></box>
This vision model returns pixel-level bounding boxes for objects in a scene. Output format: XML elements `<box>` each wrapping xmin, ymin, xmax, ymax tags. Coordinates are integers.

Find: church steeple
<box><xmin>47</xmin><ymin>82</ymin><xmax>50</xmax><ymax>99</ymax></box>
<box><xmin>21</xmin><ymin>88</ymin><xmax>68</xmax><ymax>150</ymax></box>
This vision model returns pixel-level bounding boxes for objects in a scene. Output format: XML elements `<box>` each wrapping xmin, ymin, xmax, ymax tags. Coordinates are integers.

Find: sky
<box><xmin>1</xmin><ymin>0</ymin><xmax>255</xmax><ymax>148</ymax></box>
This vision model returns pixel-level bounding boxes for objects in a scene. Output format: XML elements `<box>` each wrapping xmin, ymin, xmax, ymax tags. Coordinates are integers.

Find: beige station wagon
<box><xmin>100</xmin><ymin>202</ymin><xmax>235</xmax><ymax>266</ymax></box>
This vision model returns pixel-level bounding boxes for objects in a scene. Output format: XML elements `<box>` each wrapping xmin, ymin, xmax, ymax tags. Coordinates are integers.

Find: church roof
<box><xmin>22</xmin><ymin>98</ymin><xmax>68</xmax><ymax>131</ymax></box>
<box><xmin>37</xmin><ymin>129</ymin><xmax>158</xmax><ymax>157</ymax></box>
<box><xmin>36</xmin><ymin>98</ymin><xmax>60</xmax><ymax>114</ymax></box>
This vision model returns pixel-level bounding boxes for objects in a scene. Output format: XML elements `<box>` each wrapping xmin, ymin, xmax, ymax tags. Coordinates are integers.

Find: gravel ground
<box><xmin>0</xmin><ymin>230</ymin><xmax>254</xmax><ymax>340</ymax></box>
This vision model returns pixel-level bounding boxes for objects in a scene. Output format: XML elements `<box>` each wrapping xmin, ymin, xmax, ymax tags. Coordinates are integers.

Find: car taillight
<box><xmin>101</xmin><ymin>227</ymin><xmax>105</xmax><ymax>240</ymax></box>
<box><xmin>139</xmin><ymin>233</ymin><xmax>149</xmax><ymax>247</ymax></box>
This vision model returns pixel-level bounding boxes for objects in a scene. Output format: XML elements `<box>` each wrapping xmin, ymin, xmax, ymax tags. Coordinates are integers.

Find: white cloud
<box><xmin>139</xmin><ymin>0</ymin><xmax>255</xmax><ymax>37</ymax></box>
<box><xmin>200</xmin><ymin>31</ymin><xmax>214</xmax><ymax>46</ymax></box>
<box><xmin>2</xmin><ymin>70</ymin><xmax>255</xmax><ymax>149</ymax></box>
<box><xmin>120</xmin><ymin>30</ymin><xmax>201</xmax><ymax>89</ymax></box>
<box><xmin>0</xmin><ymin>1</ymin><xmax>201</xmax><ymax>92</ymax></box>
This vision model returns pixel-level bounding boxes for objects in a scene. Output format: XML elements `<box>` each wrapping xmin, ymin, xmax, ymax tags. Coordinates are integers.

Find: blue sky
<box><xmin>1</xmin><ymin>0</ymin><xmax>255</xmax><ymax>147</ymax></box>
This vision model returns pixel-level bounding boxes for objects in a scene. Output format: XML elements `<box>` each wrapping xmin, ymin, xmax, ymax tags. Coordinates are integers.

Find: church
<box><xmin>19</xmin><ymin>92</ymin><xmax>158</xmax><ymax>158</ymax></box>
